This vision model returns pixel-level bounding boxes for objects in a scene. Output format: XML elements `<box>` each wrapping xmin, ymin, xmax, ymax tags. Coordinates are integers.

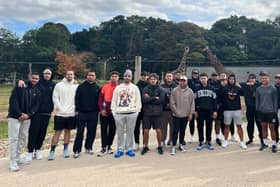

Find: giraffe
<box><xmin>203</xmin><ymin>46</ymin><xmax>233</xmax><ymax>75</ymax></box>
<box><xmin>173</xmin><ymin>47</ymin><xmax>190</xmax><ymax>75</ymax></box>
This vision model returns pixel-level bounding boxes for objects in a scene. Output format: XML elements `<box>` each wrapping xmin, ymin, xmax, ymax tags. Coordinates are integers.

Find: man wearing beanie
<box><xmin>141</xmin><ymin>73</ymin><xmax>165</xmax><ymax>155</ymax></box>
<box><xmin>111</xmin><ymin>69</ymin><xmax>141</xmax><ymax>158</ymax></box>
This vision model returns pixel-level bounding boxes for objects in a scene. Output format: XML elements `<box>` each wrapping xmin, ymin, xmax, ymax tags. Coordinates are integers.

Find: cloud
<box><xmin>0</xmin><ymin>0</ymin><xmax>279</xmax><ymax>33</ymax></box>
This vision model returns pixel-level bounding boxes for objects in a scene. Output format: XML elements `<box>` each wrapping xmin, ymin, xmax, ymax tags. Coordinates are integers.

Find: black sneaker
<box><xmin>246</xmin><ymin>140</ymin><xmax>253</xmax><ymax>145</ymax></box>
<box><xmin>259</xmin><ymin>144</ymin><xmax>269</xmax><ymax>151</ymax></box>
<box><xmin>181</xmin><ymin>141</ymin><xmax>186</xmax><ymax>146</ymax></box>
<box><xmin>272</xmin><ymin>145</ymin><xmax>277</xmax><ymax>153</ymax></box>
<box><xmin>216</xmin><ymin>138</ymin><xmax>222</xmax><ymax>146</ymax></box>
<box><xmin>141</xmin><ymin>147</ymin><xmax>149</xmax><ymax>155</ymax></box>
<box><xmin>157</xmin><ymin>147</ymin><xmax>164</xmax><ymax>155</ymax></box>
<box><xmin>97</xmin><ymin>148</ymin><xmax>107</xmax><ymax>157</ymax></box>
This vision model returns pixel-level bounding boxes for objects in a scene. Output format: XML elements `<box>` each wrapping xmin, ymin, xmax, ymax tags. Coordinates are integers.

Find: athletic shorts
<box><xmin>54</xmin><ymin>116</ymin><xmax>76</xmax><ymax>130</ymax></box>
<box><xmin>256</xmin><ymin>112</ymin><xmax>277</xmax><ymax>124</ymax></box>
<box><xmin>142</xmin><ymin>116</ymin><xmax>162</xmax><ymax>129</ymax></box>
<box><xmin>223</xmin><ymin>110</ymin><xmax>242</xmax><ymax>125</ymax></box>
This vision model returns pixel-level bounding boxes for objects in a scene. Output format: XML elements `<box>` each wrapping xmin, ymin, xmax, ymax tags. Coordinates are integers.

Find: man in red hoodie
<box><xmin>97</xmin><ymin>71</ymin><xmax>119</xmax><ymax>156</ymax></box>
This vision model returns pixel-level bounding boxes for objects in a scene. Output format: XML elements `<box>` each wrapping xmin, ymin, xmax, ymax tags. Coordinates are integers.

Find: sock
<box><xmin>64</xmin><ymin>143</ymin><xmax>68</xmax><ymax>150</ymax></box>
<box><xmin>51</xmin><ymin>145</ymin><xmax>56</xmax><ymax>152</ymax></box>
<box><xmin>216</xmin><ymin>134</ymin><xmax>220</xmax><ymax>139</ymax></box>
<box><xmin>263</xmin><ymin>138</ymin><xmax>268</xmax><ymax>145</ymax></box>
<box><xmin>272</xmin><ymin>140</ymin><xmax>276</xmax><ymax>146</ymax></box>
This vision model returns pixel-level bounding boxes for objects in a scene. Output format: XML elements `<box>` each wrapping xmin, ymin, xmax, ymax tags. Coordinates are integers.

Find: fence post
<box><xmin>134</xmin><ymin>56</ymin><xmax>141</xmax><ymax>83</ymax></box>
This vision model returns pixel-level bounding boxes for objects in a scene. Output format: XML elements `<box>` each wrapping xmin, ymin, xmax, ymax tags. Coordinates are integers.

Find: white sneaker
<box><xmin>25</xmin><ymin>153</ymin><xmax>33</xmax><ymax>162</ymax></box>
<box><xmin>134</xmin><ymin>143</ymin><xmax>140</xmax><ymax>151</ymax></box>
<box><xmin>171</xmin><ymin>147</ymin><xmax>176</xmax><ymax>155</ymax></box>
<box><xmin>10</xmin><ymin>161</ymin><xmax>20</xmax><ymax>172</ymax></box>
<box><xmin>179</xmin><ymin>144</ymin><xmax>187</xmax><ymax>152</ymax></box>
<box><xmin>35</xmin><ymin>150</ymin><xmax>42</xmax><ymax>160</ymax></box>
<box><xmin>189</xmin><ymin>136</ymin><xmax>194</xmax><ymax>144</ymax></box>
<box><xmin>240</xmin><ymin>142</ymin><xmax>247</xmax><ymax>149</ymax></box>
<box><xmin>222</xmin><ymin>140</ymin><xmax>228</xmax><ymax>148</ymax></box>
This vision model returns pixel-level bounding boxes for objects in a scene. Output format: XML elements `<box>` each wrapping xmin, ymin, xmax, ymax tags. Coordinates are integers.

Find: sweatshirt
<box><xmin>194</xmin><ymin>84</ymin><xmax>217</xmax><ymax>112</ymax></box>
<box><xmin>170</xmin><ymin>86</ymin><xmax>195</xmax><ymax>118</ymax></box>
<box><xmin>37</xmin><ymin>79</ymin><xmax>55</xmax><ymax>114</ymax></box>
<box><xmin>98</xmin><ymin>81</ymin><xmax>118</xmax><ymax>114</ymax></box>
<box><xmin>256</xmin><ymin>84</ymin><xmax>278</xmax><ymax>114</ymax></box>
<box><xmin>240</xmin><ymin>82</ymin><xmax>261</xmax><ymax>108</ymax></box>
<box><xmin>221</xmin><ymin>84</ymin><xmax>243</xmax><ymax>111</ymax></box>
<box><xmin>160</xmin><ymin>81</ymin><xmax>177</xmax><ymax>111</ymax></box>
<box><xmin>111</xmin><ymin>82</ymin><xmax>142</xmax><ymax>114</ymax></box>
<box><xmin>53</xmin><ymin>78</ymin><xmax>78</xmax><ymax>117</ymax></box>
<box><xmin>75</xmin><ymin>81</ymin><xmax>100</xmax><ymax>113</ymax></box>
<box><xmin>142</xmin><ymin>84</ymin><xmax>164</xmax><ymax>116</ymax></box>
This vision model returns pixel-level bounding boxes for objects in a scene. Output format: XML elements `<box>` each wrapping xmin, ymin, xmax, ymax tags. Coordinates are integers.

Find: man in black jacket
<box><xmin>8</xmin><ymin>72</ymin><xmax>41</xmax><ymax>171</ymax></box>
<box><xmin>274</xmin><ymin>74</ymin><xmax>280</xmax><ymax>144</ymax></box>
<box><xmin>73</xmin><ymin>71</ymin><xmax>100</xmax><ymax>158</ymax></box>
<box><xmin>141</xmin><ymin>73</ymin><xmax>165</xmax><ymax>155</ymax></box>
<box><xmin>134</xmin><ymin>71</ymin><xmax>149</xmax><ymax>151</ymax></box>
<box><xmin>160</xmin><ymin>72</ymin><xmax>177</xmax><ymax>146</ymax></box>
<box><xmin>195</xmin><ymin>73</ymin><xmax>217</xmax><ymax>151</ymax></box>
<box><xmin>239</xmin><ymin>74</ymin><xmax>262</xmax><ymax>146</ymax></box>
<box><xmin>25</xmin><ymin>68</ymin><xmax>55</xmax><ymax>162</ymax></box>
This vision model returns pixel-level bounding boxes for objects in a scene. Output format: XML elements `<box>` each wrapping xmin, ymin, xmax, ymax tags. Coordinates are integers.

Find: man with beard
<box><xmin>160</xmin><ymin>72</ymin><xmax>177</xmax><ymax>146</ymax></box>
<box><xmin>111</xmin><ymin>69</ymin><xmax>141</xmax><ymax>158</ymax></box>
<box><xmin>73</xmin><ymin>71</ymin><xmax>100</xmax><ymax>158</ymax></box>
<box><xmin>48</xmin><ymin>70</ymin><xmax>78</xmax><ymax>160</ymax></box>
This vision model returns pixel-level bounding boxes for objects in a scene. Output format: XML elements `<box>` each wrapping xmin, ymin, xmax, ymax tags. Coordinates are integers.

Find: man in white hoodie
<box><xmin>48</xmin><ymin>70</ymin><xmax>78</xmax><ymax>160</ymax></box>
<box><xmin>111</xmin><ymin>69</ymin><xmax>142</xmax><ymax>158</ymax></box>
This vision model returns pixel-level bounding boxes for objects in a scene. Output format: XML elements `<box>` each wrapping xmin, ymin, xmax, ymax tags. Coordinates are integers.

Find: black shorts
<box><xmin>256</xmin><ymin>112</ymin><xmax>277</xmax><ymax>124</ymax></box>
<box><xmin>143</xmin><ymin>116</ymin><xmax>162</xmax><ymax>129</ymax></box>
<box><xmin>54</xmin><ymin>116</ymin><xmax>76</xmax><ymax>130</ymax></box>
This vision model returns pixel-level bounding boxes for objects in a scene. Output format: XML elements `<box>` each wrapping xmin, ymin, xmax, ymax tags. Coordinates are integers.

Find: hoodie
<box><xmin>98</xmin><ymin>81</ymin><xmax>118</xmax><ymax>114</ymax></box>
<box><xmin>160</xmin><ymin>81</ymin><xmax>177</xmax><ymax>111</ymax></box>
<box><xmin>53</xmin><ymin>78</ymin><xmax>78</xmax><ymax>117</ymax></box>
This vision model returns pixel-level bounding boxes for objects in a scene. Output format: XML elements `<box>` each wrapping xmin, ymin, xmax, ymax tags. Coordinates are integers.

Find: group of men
<box><xmin>7</xmin><ymin>67</ymin><xmax>280</xmax><ymax>172</ymax></box>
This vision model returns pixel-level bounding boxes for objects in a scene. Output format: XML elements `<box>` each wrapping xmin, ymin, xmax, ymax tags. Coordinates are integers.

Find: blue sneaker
<box><xmin>63</xmin><ymin>148</ymin><xmax>70</xmax><ymax>158</ymax></box>
<box><xmin>48</xmin><ymin>151</ymin><xmax>55</xmax><ymax>161</ymax></box>
<box><xmin>126</xmin><ymin>150</ymin><xmax>136</xmax><ymax>157</ymax></box>
<box><xmin>197</xmin><ymin>143</ymin><xmax>204</xmax><ymax>151</ymax></box>
<box><xmin>114</xmin><ymin>150</ymin><xmax>124</xmax><ymax>158</ymax></box>
<box><xmin>207</xmin><ymin>143</ymin><xmax>214</xmax><ymax>150</ymax></box>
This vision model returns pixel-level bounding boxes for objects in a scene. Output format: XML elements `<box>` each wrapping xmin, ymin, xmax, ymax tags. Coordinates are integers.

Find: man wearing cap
<box><xmin>141</xmin><ymin>73</ymin><xmax>165</xmax><ymax>155</ymax></box>
<box><xmin>256</xmin><ymin>71</ymin><xmax>278</xmax><ymax>152</ymax></box>
<box><xmin>97</xmin><ymin>71</ymin><xmax>119</xmax><ymax>156</ymax></box>
<box><xmin>170</xmin><ymin>75</ymin><xmax>195</xmax><ymax>155</ymax></box>
<box><xmin>274</xmin><ymin>74</ymin><xmax>280</xmax><ymax>144</ymax></box>
<box><xmin>111</xmin><ymin>69</ymin><xmax>141</xmax><ymax>158</ymax></box>
<box><xmin>238</xmin><ymin>74</ymin><xmax>262</xmax><ymax>146</ymax></box>
<box><xmin>187</xmin><ymin>69</ymin><xmax>201</xmax><ymax>143</ymax></box>
<box><xmin>195</xmin><ymin>73</ymin><xmax>218</xmax><ymax>151</ymax></box>
<box><xmin>160</xmin><ymin>72</ymin><xmax>177</xmax><ymax>146</ymax></box>
<box><xmin>134</xmin><ymin>71</ymin><xmax>149</xmax><ymax>151</ymax></box>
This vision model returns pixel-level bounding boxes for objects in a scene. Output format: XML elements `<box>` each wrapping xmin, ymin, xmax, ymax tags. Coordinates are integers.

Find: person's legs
<box><xmin>73</xmin><ymin>117</ymin><xmax>86</xmax><ymax>153</ymax></box>
<box><xmin>161</xmin><ymin>111</ymin><xmax>169</xmax><ymax>144</ymax></box>
<box><xmin>125</xmin><ymin>113</ymin><xmax>138</xmax><ymax>151</ymax></box>
<box><xmin>205</xmin><ymin>114</ymin><xmax>213</xmax><ymax>143</ymax></box>
<box><xmin>35</xmin><ymin>115</ymin><xmax>50</xmax><ymax>150</ymax></box>
<box><xmin>179</xmin><ymin>118</ymin><xmax>187</xmax><ymax>145</ymax></box>
<box><xmin>197</xmin><ymin>113</ymin><xmax>205</xmax><ymax>144</ymax></box>
<box><xmin>107</xmin><ymin>114</ymin><xmax>116</xmax><ymax>149</ymax></box>
<box><xmin>100</xmin><ymin>115</ymin><xmax>108</xmax><ymax>149</ymax></box>
<box><xmin>167</xmin><ymin>112</ymin><xmax>174</xmax><ymax>144</ymax></box>
<box><xmin>85</xmin><ymin>113</ymin><xmax>98</xmax><ymax>151</ymax></box>
<box><xmin>113</xmin><ymin>114</ymin><xmax>125</xmax><ymax>151</ymax></box>
<box><xmin>134</xmin><ymin>111</ymin><xmax>143</xmax><ymax>144</ymax></box>
<box><xmin>172</xmin><ymin>117</ymin><xmax>180</xmax><ymax>146</ymax></box>
<box><xmin>16</xmin><ymin>120</ymin><xmax>30</xmax><ymax>159</ymax></box>
<box><xmin>246</xmin><ymin>107</ymin><xmax>255</xmax><ymax>143</ymax></box>
<box><xmin>8</xmin><ymin>118</ymin><xmax>20</xmax><ymax>170</ymax></box>
<box><xmin>28</xmin><ymin>115</ymin><xmax>40</xmax><ymax>153</ymax></box>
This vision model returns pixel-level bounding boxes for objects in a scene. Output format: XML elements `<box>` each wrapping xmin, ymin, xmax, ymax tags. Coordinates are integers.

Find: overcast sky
<box><xmin>0</xmin><ymin>0</ymin><xmax>279</xmax><ymax>36</ymax></box>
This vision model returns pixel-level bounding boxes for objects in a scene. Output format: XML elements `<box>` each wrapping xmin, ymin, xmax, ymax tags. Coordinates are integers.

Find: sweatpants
<box><xmin>113</xmin><ymin>112</ymin><xmax>138</xmax><ymax>151</ymax></box>
<box><xmin>246</xmin><ymin>106</ymin><xmax>263</xmax><ymax>143</ymax></box>
<box><xmin>8</xmin><ymin>118</ymin><xmax>30</xmax><ymax>163</ymax></box>
<box><xmin>161</xmin><ymin>111</ymin><xmax>173</xmax><ymax>143</ymax></box>
<box><xmin>172</xmin><ymin>117</ymin><xmax>187</xmax><ymax>146</ymax></box>
<box><xmin>28</xmin><ymin>114</ymin><xmax>50</xmax><ymax>152</ymax></box>
<box><xmin>189</xmin><ymin>115</ymin><xmax>195</xmax><ymax>136</ymax></box>
<box><xmin>100</xmin><ymin>113</ymin><xmax>116</xmax><ymax>149</ymax></box>
<box><xmin>73</xmin><ymin>112</ymin><xmax>98</xmax><ymax>153</ymax></box>
<box><xmin>197</xmin><ymin>110</ymin><xmax>213</xmax><ymax>143</ymax></box>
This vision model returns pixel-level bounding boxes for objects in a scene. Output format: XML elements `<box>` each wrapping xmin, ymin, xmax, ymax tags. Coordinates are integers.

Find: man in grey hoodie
<box><xmin>256</xmin><ymin>71</ymin><xmax>278</xmax><ymax>153</ymax></box>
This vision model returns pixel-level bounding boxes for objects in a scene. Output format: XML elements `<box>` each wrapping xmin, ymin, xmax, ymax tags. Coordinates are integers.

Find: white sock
<box><xmin>263</xmin><ymin>138</ymin><xmax>268</xmax><ymax>145</ymax></box>
<box><xmin>216</xmin><ymin>134</ymin><xmax>220</xmax><ymax>139</ymax></box>
<box><xmin>272</xmin><ymin>140</ymin><xmax>276</xmax><ymax>146</ymax></box>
